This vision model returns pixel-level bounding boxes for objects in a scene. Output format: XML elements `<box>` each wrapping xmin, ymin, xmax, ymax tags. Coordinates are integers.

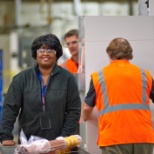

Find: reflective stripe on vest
<box><xmin>98</xmin><ymin>68</ymin><xmax>150</xmax><ymax>115</ymax></box>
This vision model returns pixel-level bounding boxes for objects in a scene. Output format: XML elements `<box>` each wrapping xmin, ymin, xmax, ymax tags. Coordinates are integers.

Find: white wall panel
<box><xmin>84</xmin><ymin>16</ymin><xmax>154</xmax><ymax>154</ymax></box>
<box><xmin>85</xmin><ymin>42</ymin><xmax>109</xmax><ymax>86</ymax></box>
<box><xmin>131</xmin><ymin>40</ymin><xmax>154</xmax><ymax>76</ymax></box>
<box><xmin>85</xmin><ymin>16</ymin><xmax>153</xmax><ymax>42</ymax></box>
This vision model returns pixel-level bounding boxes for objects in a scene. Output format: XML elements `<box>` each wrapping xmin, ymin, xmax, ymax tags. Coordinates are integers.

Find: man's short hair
<box><xmin>106</xmin><ymin>38</ymin><xmax>133</xmax><ymax>60</ymax></box>
<box><xmin>64</xmin><ymin>29</ymin><xmax>78</xmax><ymax>40</ymax></box>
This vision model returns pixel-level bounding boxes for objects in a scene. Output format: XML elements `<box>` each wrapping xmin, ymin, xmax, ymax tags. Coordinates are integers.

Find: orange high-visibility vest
<box><xmin>91</xmin><ymin>60</ymin><xmax>154</xmax><ymax>147</ymax></box>
<box><xmin>60</xmin><ymin>58</ymin><xmax>78</xmax><ymax>75</ymax></box>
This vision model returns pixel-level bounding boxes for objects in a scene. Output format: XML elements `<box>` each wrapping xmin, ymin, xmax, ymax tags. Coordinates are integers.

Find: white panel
<box><xmin>84</xmin><ymin>16</ymin><xmax>154</xmax><ymax>154</ymax></box>
<box><xmin>131</xmin><ymin>40</ymin><xmax>154</xmax><ymax>76</ymax></box>
<box><xmin>85</xmin><ymin>42</ymin><xmax>109</xmax><ymax>87</ymax></box>
<box><xmin>85</xmin><ymin>16</ymin><xmax>153</xmax><ymax>42</ymax></box>
<box><xmin>86</xmin><ymin>107</ymin><xmax>101</xmax><ymax>154</ymax></box>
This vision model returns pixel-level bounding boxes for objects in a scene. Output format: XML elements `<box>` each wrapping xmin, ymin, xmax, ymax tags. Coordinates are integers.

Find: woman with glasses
<box><xmin>0</xmin><ymin>34</ymin><xmax>81</xmax><ymax>153</ymax></box>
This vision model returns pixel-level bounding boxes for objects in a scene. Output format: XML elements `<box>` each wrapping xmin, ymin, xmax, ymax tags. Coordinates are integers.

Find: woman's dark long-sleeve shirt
<box><xmin>0</xmin><ymin>64</ymin><xmax>81</xmax><ymax>142</ymax></box>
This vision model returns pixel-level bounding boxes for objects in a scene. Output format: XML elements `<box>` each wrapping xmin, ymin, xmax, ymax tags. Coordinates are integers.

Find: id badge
<box><xmin>39</xmin><ymin>111</ymin><xmax>52</xmax><ymax>130</ymax></box>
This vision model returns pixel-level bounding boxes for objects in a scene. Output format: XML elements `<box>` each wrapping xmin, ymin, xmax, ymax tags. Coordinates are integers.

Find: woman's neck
<box><xmin>39</xmin><ymin>68</ymin><xmax>52</xmax><ymax>76</ymax></box>
<box><xmin>38</xmin><ymin>64</ymin><xmax>55</xmax><ymax>76</ymax></box>
<box><xmin>38</xmin><ymin>66</ymin><xmax>54</xmax><ymax>85</ymax></box>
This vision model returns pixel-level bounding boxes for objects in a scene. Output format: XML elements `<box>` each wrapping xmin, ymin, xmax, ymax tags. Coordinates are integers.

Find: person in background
<box><xmin>60</xmin><ymin>29</ymin><xmax>81</xmax><ymax>145</ymax></box>
<box><xmin>60</xmin><ymin>29</ymin><xmax>79</xmax><ymax>74</ymax></box>
<box><xmin>81</xmin><ymin>37</ymin><xmax>154</xmax><ymax>154</ymax></box>
<box><xmin>0</xmin><ymin>34</ymin><xmax>81</xmax><ymax>153</ymax></box>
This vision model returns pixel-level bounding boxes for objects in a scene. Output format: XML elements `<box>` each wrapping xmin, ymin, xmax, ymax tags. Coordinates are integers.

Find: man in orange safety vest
<box><xmin>82</xmin><ymin>37</ymin><xmax>154</xmax><ymax>154</ymax></box>
<box><xmin>60</xmin><ymin>29</ymin><xmax>79</xmax><ymax>75</ymax></box>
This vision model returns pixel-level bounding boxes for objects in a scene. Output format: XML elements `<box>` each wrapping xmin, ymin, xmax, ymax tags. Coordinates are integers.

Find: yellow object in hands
<box><xmin>57</xmin><ymin>149</ymin><xmax>66</xmax><ymax>154</ymax></box>
<box><xmin>57</xmin><ymin>135</ymin><xmax>82</xmax><ymax>154</ymax></box>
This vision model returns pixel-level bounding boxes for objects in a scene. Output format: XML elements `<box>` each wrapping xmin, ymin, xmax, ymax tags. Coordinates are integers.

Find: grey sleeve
<box><xmin>150</xmin><ymin>78</ymin><xmax>154</xmax><ymax>103</ymax></box>
<box><xmin>84</xmin><ymin>79</ymin><xmax>96</xmax><ymax>107</ymax></box>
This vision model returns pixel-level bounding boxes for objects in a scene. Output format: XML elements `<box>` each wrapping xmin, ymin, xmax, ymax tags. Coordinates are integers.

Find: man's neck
<box><xmin>72</xmin><ymin>55</ymin><xmax>78</xmax><ymax>64</ymax></box>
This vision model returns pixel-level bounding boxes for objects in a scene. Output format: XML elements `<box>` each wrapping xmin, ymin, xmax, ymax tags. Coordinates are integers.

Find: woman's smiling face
<box><xmin>36</xmin><ymin>44</ymin><xmax>57</xmax><ymax>68</ymax></box>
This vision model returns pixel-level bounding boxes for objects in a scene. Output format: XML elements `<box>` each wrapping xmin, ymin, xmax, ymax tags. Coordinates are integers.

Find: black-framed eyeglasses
<box><xmin>37</xmin><ymin>49</ymin><xmax>56</xmax><ymax>54</ymax></box>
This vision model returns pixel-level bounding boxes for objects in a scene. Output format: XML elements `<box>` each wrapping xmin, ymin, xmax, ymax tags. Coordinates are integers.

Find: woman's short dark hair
<box><xmin>31</xmin><ymin>33</ymin><xmax>63</xmax><ymax>60</ymax></box>
<box><xmin>106</xmin><ymin>38</ymin><xmax>133</xmax><ymax>60</ymax></box>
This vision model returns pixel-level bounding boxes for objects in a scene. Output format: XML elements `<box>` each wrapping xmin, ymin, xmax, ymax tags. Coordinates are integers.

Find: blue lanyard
<box><xmin>37</xmin><ymin>68</ymin><xmax>47</xmax><ymax>111</ymax></box>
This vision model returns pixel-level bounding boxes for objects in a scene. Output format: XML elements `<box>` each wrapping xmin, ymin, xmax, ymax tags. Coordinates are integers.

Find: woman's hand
<box><xmin>2</xmin><ymin>140</ymin><xmax>16</xmax><ymax>146</ymax></box>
